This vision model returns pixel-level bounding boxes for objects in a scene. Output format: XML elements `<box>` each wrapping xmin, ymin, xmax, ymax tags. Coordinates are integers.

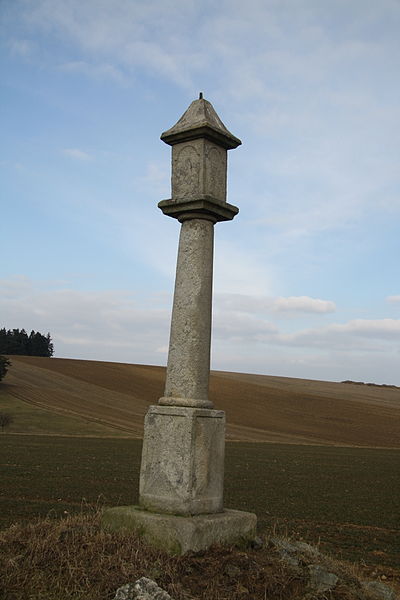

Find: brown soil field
<box><xmin>3</xmin><ymin>355</ymin><xmax>400</xmax><ymax>447</ymax></box>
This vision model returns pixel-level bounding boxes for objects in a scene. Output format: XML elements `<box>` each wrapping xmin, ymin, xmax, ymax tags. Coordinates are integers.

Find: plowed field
<box><xmin>3</xmin><ymin>356</ymin><xmax>400</xmax><ymax>447</ymax></box>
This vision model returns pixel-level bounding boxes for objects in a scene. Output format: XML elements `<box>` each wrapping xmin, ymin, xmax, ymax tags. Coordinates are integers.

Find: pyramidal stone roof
<box><xmin>161</xmin><ymin>95</ymin><xmax>241</xmax><ymax>150</ymax></box>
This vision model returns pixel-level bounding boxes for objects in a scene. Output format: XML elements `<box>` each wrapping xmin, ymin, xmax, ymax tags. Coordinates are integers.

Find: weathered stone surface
<box><xmin>159</xmin><ymin>97</ymin><xmax>239</xmax><ymax>218</ymax></box>
<box><xmin>307</xmin><ymin>564</ymin><xmax>339</xmax><ymax>592</ymax></box>
<box><xmin>281</xmin><ymin>553</ymin><xmax>300</xmax><ymax>568</ymax></box>
<box><xmin>269</xmin><ymin>537</ymin><xmax>330</xmax><ymax>573</ymax></box>
<box><xmin>139</xmin><ymin>405</ymin><xmax>225</xmax><ymax>515</ymax></box>
<box><xmin>363</xmin><ymin>581</ymin><xmax>397</xmax><ymax>600</ymax></box>
<box><xmin>270</xmin><ymin>537</ymin><xmax>320</xmax><ymax>560</ymax></box>
<box><xmin>158</xmin><ymin>196</ymin><xmax>239</xmax><ymax>223</ymax></box>
<box><xmin>161</xmin><ymin>96</ymin><xmax>241</xmax><ymax>150</ymax></box>
<box><xmin>158</xmin><ymin>98</ymin><xmax>240</xmax><ymax>408</ymax></box>
<box><xmin>159</xmin><ymin>218</ymin><xmax>214</xmax><ymax>409</ymax></box>
<box><xmin>114</xmin><ymin>578</ymin><xmax>174</xmax><ymax>600</ymax></box>
<box><xmin>295</xmin><ymin>541</ymin><xmax>320</xmax><ymax>556</ymax></box>
<box><xmin>269</xmin><ymin>538</ymin><xmax>300</xmax><ymax>568</ymax></box>
<box><xmin>171</xmin><ymin>138</ymin><xmax>227</xmax><ymax>203</ymax></box>
<box><xmin>270</xmin><ymin>537</ymin><xmax>299</xmax><ymax>554</ymax></box>
<box><xmin>102</xmin><ymin>506</ymin><xmax>257</xmax><ymax>555</ymax></box>
<box><xmin>102</xmin><ymin>97</ymin><xmax>256</xmax><ymax>556</ymax></box>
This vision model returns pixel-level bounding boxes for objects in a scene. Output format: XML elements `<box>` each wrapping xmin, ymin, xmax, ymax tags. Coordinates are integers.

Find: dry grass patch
<box><xmin>0</xmin><ymin>510</ymin><xmax>393</xmax><ymax>600</ymax></box>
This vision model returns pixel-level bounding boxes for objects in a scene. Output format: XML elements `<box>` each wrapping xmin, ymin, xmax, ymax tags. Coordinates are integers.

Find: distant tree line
<box><xmin>341</xmin><ymin>379</ymin><xmax>399</xmax><ymax>390</ymax></box>
<box><xmin>0</xmin><ymin>328</ymin><xmax>54</xmax><ymax>357</ymax></box>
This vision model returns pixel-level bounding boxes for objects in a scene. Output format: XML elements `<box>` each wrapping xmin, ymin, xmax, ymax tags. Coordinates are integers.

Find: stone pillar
<box><xmin>160</xmin><ymin>217</ymin><xmax>214</xmax><ymax>408</ymax></box>
<box><xmin>102</xmin><ymin>95</ymin><xmax>257</xmax><ymax>554</ymax></box>
<box><xmin>138</xmin><ymin>216</ymin><xmax>223</xmax><ymax>515</ymax></box>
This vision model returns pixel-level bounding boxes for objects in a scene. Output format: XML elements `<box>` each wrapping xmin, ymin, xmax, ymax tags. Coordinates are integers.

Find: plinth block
<box><xmin>101</xmin><ymin>506</ymin><xmax>257</xmax><ymax>555</ymax></box>
<box><xmin>139</xmin><ymin>405</ymin><xmax>225</xmax><ymax>515</ymax></box>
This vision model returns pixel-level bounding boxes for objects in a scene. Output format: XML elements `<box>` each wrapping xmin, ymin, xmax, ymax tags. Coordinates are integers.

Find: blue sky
<box><xmin>1</xmin><ymin>0</ymin><xmax>400</xmax><ymax>384</ymax></box>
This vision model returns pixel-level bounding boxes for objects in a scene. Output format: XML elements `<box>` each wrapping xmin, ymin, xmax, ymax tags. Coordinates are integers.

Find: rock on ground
<box><xmin>363</xmin><ymin>580</ymin><xmax>398</xmax><ymax>600</ymax></box>
<box><xmin>114</xmin><ymin>578</ymin><xmax>174</xmax><ymax>600</ymax></box>
<box><xmin>307</xmin><ymin>564</ymin><xmax>339</xmax><ymax>593</ymax></box>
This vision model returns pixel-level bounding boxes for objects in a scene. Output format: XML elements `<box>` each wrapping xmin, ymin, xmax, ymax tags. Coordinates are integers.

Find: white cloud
<box><xmin>59</xmin><ymin>60</ymin><xmax>128</xmax><ymax>84</ymax></box>
<box><xmin>213</xmin><ymin>311</ymin><xmax>277</xmax><ymax>341</ymax></box>
<box><xmin>7</xmin><ymin>38</ymin><xmax>34</xmax><ymax>57</ymax></box>
<box><xmin>216</xmin><ymin>294</ymin><xmax>335</xmax><ymax>314</ymax></box>
<box><xmin>19</xmin><ymin>0</ymin><xmax>203</xmax><ymax>89</ymax></box>
<box><xmin>11</xmin><ymin>0</ymin><xmax>400</xmax><ymax>243</ymax></box>
<box><xmin>212</xmin><ymin>343</ymin><xmax>400</xmax><ymax>386</ymax></box>
<box><xmin>214</xmin><ymin>241</ymin><xmax>274</xmax><ymax>296</ymax></box>
<box><xmin>272</xmin><ymin>296</ymin><xmax>336</xmax><ymax>313</ymax></box>
<box><xmin>2</xmin><ymin>276</ymin><xmax>400</xmax><ymax>384</ymax></box>
<box><xmin>0</xmin><ymin>277</ymin><xmax>170</xmax><ymax>364</ymax></box>
<box><xmin>0</xmin><ymin>275</ymin><xmax>33</xmax><ymax>298</ymax></box>
<box><xmin>3</xmin><ymin>1</ymin><xmax>400</xmax><ymax>387</ymax></box>
<box><xmin>155</xmin><ymin>345</ymin><xmax>168</xmax><ymax>354</ymax></box>
<box><xmin>335</xmin><ymin>319</ymin><xmax>400</xmax><ymax>339</ymax></box>
<box><xmin>278</xmin><ymin>319</ymin><xmax>400</xmax><ymax>350</ymax></box>
<box><xmin>138</xmin><ymin>161</ymin><xmax>170</xmax><ymax>196</ymax></box>
<box><xmin>62</xmin><ymin>148</ymin><xmax>92</xmax><ymax>161</ymax></box>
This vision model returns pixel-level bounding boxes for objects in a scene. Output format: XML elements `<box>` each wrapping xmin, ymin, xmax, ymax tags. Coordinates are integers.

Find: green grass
<box><xmin>223</xmin><ymin>443</ymin><xmax>400</xmax><ymax>568</ymax></box>
<box><xmin>224</xmin><ymin>443</ymin><xmax>400</xmax><ymax>528</ymax></box>
<box><xmin>0</xmin><ymin>392</ymin><xmax>129</xmax><ymax>436</ymax></box>
<box><xmin>1</xmin><ymin>435</ymin><xmax>399</xmax><ymax>569</ymax></box>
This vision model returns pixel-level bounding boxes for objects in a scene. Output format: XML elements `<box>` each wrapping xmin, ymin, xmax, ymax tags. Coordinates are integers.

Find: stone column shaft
<box><xmin>159</xmin><ymin>218</ymin><xmax>214</xmax><ymax>409</ymax></box>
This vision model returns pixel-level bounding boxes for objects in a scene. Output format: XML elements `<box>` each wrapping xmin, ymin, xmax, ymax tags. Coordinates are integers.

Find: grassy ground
<box><xmin>2</xmin><ymin>358</ymin><xmax>399</xmax><ymax>597</ymax></box>
<box><xmin>224</xmin><ymin>443</ymin><xmax>400</xmax><ymax>574</ymax></box>
<box><xmin>0</xmin><ymin>392</ymin><xmax>129</xmax><ymax>436</ymax></box>
<box><xmin>2</xmin><ymin>510</ymin><xmax>391</xmax><ymax>600</ymax></box>
<box><xmin>1</xmin><ymin>435</ymin><xmax>399</xmax><ymax>579</ymax></box>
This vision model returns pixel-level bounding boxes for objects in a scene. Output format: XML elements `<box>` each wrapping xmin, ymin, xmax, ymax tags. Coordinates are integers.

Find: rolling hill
<box><xmin>2</xmin><ymin>355</ymin><xmax>400</xmax><ymax>447</ymax></box>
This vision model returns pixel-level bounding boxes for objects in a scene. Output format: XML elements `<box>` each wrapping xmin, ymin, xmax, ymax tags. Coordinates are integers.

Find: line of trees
<box><xmin>0</xmin><ymin>328</ymin><xmax>54</xmax><ymax>357</ymax></box>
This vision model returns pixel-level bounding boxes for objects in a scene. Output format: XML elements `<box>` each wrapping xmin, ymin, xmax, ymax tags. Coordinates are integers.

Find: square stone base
<box><xmin>101</xmin><ymin>506</ymin><xmax>257</xmax><ymax>555</ymax></box>
<box><xmin>140</xmin><ymin>405</ymin><xmax>225</xmax><ymax>515</ymax></box>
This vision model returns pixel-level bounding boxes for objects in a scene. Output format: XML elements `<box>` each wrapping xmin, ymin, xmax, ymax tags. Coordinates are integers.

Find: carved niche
<box><xmin>171</xmin><ymin>138</ymin><xmax>227</xmax><ymax>203</ymax></box>
<box><xmin>204</xmin><ymin>141</ymin><xmax>226</xmax><ymax>202</ymax></box>
<box><xmin>172</xmin><ymin>143</ymin><xmax>201</xmax><ymax>200</ymax></box>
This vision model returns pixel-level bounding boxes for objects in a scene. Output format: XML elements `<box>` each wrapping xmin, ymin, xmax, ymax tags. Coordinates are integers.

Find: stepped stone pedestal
<box><xmin>102</xmin><ymin>95</ymin><xmax>257</xmax><ymax>553</ymax></box>
<box><xmin>102</xmin><ymin>507</ymin><xmax>256</xmax><ymax>556</ymax></box>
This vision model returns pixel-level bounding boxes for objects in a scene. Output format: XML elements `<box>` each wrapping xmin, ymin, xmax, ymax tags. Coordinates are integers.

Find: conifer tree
<box><xmin>0</xmin><ymin>329</ymin><xmax>54</xmax><ymax>357</ymax></box>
